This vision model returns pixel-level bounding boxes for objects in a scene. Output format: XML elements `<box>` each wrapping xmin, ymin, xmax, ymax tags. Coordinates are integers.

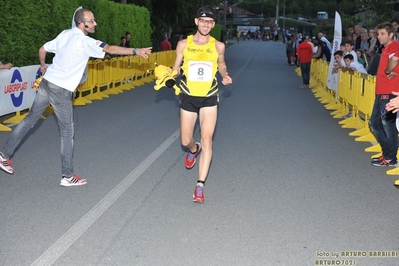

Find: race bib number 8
<box><xmin>188</xmin><ymin>61</ymin><xmax>213</xmax><ymax>82</ymax></box>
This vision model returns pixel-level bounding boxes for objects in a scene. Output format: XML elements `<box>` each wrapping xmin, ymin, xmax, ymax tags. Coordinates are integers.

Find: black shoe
<box><xmin>372</xmin><ymin>159</ymin><xmax>397</xmax><ymax>167</ymax></box>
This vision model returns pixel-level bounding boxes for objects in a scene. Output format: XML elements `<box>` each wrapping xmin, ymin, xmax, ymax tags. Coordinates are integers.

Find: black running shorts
<box><xmin>179</xmin><ymin>93</ymin><xmax>219</xmax><ymax>113</ymax></box>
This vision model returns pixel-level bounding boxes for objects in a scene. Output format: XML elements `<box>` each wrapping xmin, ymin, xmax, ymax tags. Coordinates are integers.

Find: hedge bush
<box><xmin>0</xmin><ymin>0</ymin><xmax>151</xmax><ymax>67</ymax></box>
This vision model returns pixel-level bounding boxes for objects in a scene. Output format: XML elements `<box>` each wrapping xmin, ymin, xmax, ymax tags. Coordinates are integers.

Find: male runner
<box><xmin>172</xmin><ymin>6</ymin><xmax>232</xmax><ymax>203</ymax></box>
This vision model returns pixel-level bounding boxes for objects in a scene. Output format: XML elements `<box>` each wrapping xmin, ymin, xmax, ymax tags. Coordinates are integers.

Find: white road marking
<box><xmin>31</xmin><ymin>129</ymin><xmax>180</xmax><ymax>266</ymax></box>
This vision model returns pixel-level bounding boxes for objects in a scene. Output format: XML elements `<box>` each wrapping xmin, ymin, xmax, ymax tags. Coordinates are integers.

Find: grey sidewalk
<box><xmin>0</xmin><ymin>40</ymin><xmax>398</xmax><ymax>266</ymax></box>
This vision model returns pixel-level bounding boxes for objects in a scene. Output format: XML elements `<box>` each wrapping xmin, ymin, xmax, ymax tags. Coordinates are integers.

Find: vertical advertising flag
<box><xmin>326</xmin><ymin>11</ymin><xmax>342</xmax><ymax>91</ymax></box>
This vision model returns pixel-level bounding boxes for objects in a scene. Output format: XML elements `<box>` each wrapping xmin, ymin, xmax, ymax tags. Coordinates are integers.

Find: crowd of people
<box><xmin>285</xmin><ymin>19</ymin><xmax>399</xmax><ymax>76</ymax></box>
<box><xmin>290</xmin><ymin>20</ymin><xmax>399</xmax><ymax>173</ymax></box>
<box><xmin>227</xmin><ymin>28</ymin><xmax>277</xmax><ymax>42</ymax></box>
<box><xmin>283</xmin><ymin>22</ymin><xmax>392</xmax><ymax>91</ymax></box>
<box><xmin>285</xmin><ymin>32</ymin><xmax>333</xmax><ymax>66</ymax></box>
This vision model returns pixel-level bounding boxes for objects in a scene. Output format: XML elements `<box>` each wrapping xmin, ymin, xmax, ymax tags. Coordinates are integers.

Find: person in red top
<box><xmin>160</xmin><ymin>36</ymin><xmax>172</xmax><ymax>51</ymax></box>
<box><xmin>370</xmin><ymin>22</ymin><xmax>399</xmax><ymax>167</ymax></box>
<box><xmin>296</xmin><ymin>37</ymin><xmax>313</xmax><ymax>88</ymax></box>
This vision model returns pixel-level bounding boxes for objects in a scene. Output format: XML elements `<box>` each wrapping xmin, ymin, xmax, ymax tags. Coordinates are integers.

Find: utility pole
<box><xmin>283</xmin><ymin>0</ymin><xmax>285</xmax><ymax>30</ymax></box>
<box><xmin>275</xmin><ymin>0</ymin><xmax>279</xmax><ymax>30</ymax></box>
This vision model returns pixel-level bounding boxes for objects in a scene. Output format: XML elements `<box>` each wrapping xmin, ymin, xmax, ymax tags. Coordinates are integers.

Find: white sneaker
<box><xmin>0</xmin><ymin>152</ymin><xmax>14</xmax><ymax>174</ymax></box>
<box><xmin>60</xmin><ymin>174</ymin><xmax>87</xmax><ymax>187</ymax></box>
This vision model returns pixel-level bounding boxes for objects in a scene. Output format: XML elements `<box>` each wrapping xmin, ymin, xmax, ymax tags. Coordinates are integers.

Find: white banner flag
<box><xmin>326</xmin><ymin>11</ymin><xmax>342</xmax><ymax>91</ymax></box>
<box><xmin>0</xmin><ymin>65</ymin><xmax>40</xmax><ymax>117</ymax></box>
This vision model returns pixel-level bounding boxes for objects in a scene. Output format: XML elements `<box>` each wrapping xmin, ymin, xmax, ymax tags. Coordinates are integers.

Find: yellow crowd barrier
<box><xmin>303</xmin><ymin>59</ymin><xmax>399</xmax><ymax>178</ymax></box>
<box><xmin>0</xmin><ymin>51</ymin><xmax>177</xmax><ymax>131</ymax></box>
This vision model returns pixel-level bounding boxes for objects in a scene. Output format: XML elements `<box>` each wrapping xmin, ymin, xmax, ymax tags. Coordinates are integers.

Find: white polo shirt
<box><xmin>43</xmin><ymin>27</ymin><xmax>105</xmax><ymax>92</ymax></box>
<box><xmin>346</xmin><ymin>50</ymin><xmax>358</xmax><ymax>63</ymax></box>
<box><xmin>349</xmin><ymin>61</ymin><xmax>367</xmax><ymax>74</ymax></box>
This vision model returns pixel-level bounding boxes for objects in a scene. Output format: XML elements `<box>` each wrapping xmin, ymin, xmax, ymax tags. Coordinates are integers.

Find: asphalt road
<box><xmin>0</xmin><ymin>39</ymin><xmax>398</xmax><ymax>266</ymax></box>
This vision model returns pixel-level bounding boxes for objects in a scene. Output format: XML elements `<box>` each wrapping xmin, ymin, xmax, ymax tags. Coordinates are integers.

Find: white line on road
<box><xmin>31</xmin><ymin>129</ymin><xmax>180</xmax><ymax>266</ymax></box>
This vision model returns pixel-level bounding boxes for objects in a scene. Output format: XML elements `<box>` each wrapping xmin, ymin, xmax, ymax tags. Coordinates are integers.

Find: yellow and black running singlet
<box><xmin>178</xmin><ymin>35</ymin><xmax>219</xmax><ymax>97</ymax></box>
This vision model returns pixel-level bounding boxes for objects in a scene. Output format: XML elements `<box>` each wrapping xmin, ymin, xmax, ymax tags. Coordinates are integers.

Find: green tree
<box><xmin>113</xmin><ymin>0</ymin><xmax>220</xmax><ymax>39</ymax></box>
<box><xmin>0</xmin><ymin>0</ymin><xmax>151</xmax><ymax>66</ymax></box>
<box><xmin>0</xmin><ymin>0</ymin><xmax>79</xmax><ymax>66</ymax></box>
<box><xmin>354</xmin><ymin>0</ymin><xmax>395</xmax><ymax>27</ymax></box>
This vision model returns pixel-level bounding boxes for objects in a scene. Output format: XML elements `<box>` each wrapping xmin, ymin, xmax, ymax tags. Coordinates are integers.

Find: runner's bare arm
<box><xmin>216</xmin><ymin>41</ymin><xmax>232</xmax><ymax>85</ymax></box>
<box><xmin>172</xmin><ymin>39</ymin><xmax>187</xmax><ymax>77</ymax></box>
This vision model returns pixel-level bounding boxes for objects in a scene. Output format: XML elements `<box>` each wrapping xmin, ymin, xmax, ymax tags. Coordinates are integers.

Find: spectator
<box><xmin>347</xmin><ymin>27</ymin><xmax>355</xmax><ymax>37</ymax></box>
<box><xmin>344</xmin><ymin>39</ymin><xmax>358</xmax><ymax>62</ymax></box>
<box><xmin>332</xmin><ymin>50</ymin><xmax>346</xmax><ymax>74</ymax></box>
<box><xmin>243</xmin><ymin>29</ymin><xmax>248</xmax><ymax>41</ymax></box>
<box><xmin>274</xmin><ymin>29</ymin><xmax>278</xmax><ymax>41</ymax></box>
<box><xmin>367</xmin><ymin>27</ymin><xmax>382</xmax><ymax>76</ymax></box>
<box><xmin>343</xmin><ymin>53</ymin><xmax>367</xmax><ymax>74</ymax></box>
<box><xmin>340</xmin><ymin>42</ymin><xmax>347</xmax><ymax>54</ymax></box>
<box><xmin>292</xmin><ymin>34</ymin><xmax>299</xmax><ymax>65</ymax></box>
<box><xmin>0</xmin><ymin>61</ymin><xmax>13</xmax><ymax>70</ymax></box>
<box><xmin>0</xmin><ymin>7</ymin><xmax>152</xmax><ymax>184</ymax></box>
<box><xmin>317</xmin><ymin>32</ymin><xmax>332</xmax><ymax>54</ymax></box>
<box><xmin>282</xmin><ymin>29</ymin><xmax>286</xmax><ymax>43</ymax></box>
<box><xmin>306</xmin><ymin>36</ymin><xmax>315</xmax><ymax>53</ymax></box>
<box><xmin>285</xmin><ymin>36</ymin><xmax>295</xmax><ymax>65</ymax></box>
<box><xmin>339</xmin><ymin>52</ymin><xmax>367</xmax><ymax>119</ymax></box>
<box><xmin>352</xmin><ymin>32</ymin><xmax>358</xmax><ymax>43</ymax></box>
<box><xmin>346</xmin><ymin>33</ymin><xmax>353</xmax><ymax>42</ymax></box>
<box><xmin>160</xmin><ymin>36</ymin><xmax>172</xmax><ymax>51</ymax></box>
<box><xmin>314</xmin><ymin>38</ymin><xmax>331</xmax><ymax>62</ymax></box>
<box><xmin>354</xmin><ymin>25</ymin><xmax>362</xmax><ymax>50</ymax></box>
<box><xmin>359</xmin><ymin>29</ymin><xmax>369</xmax><ymax>52</ymax></box>
<box><xmin>391</xmin><ymin>18</ymin><xmax>399</xmax><ymax>41</ymax></box>
<box><xmin>355</xmin><ymin>49</ymin><xmax>366</xmax><ymax>68</ymax></box>
<box><xmin>125</xmin><ymin>31</ymin><xmax>131</xmax><ymax>48</ymax></box>
<box><xmin>297</xmin><ymin>37</ymin><xmax>313</xmax><ymax>88</ymax></box>
<box><xmin>367</xmin><ymin>27</ymin><xmax>378</xmax><ymax>57</ymax></box>
<box><xmin>295</xmin><ymin>33</ymin><xmax>302</xmax><ymax>49</ymax></box>
<box><xmin>119</xmin><ymin>36</ymin><xmax>126</xmax><ymax>47</ymax></box>
<box><xmin>312</xmin><ymin>38</ymin><xmax>321</xmax><ymax>57</ymax></box>
<box><xmin>311</xmin><ymin>37</ymin><xmax>319</xmax><ymax>53</ymax></box>
<box><xmin>257</xmin><ymin>30</ymin><xmax>262</xmax><ymax>41</ymax></box>
<box><xmin>370</xmin><ymin>22</ymin><xmax>399</xmax><ymax>167</ymax></box>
